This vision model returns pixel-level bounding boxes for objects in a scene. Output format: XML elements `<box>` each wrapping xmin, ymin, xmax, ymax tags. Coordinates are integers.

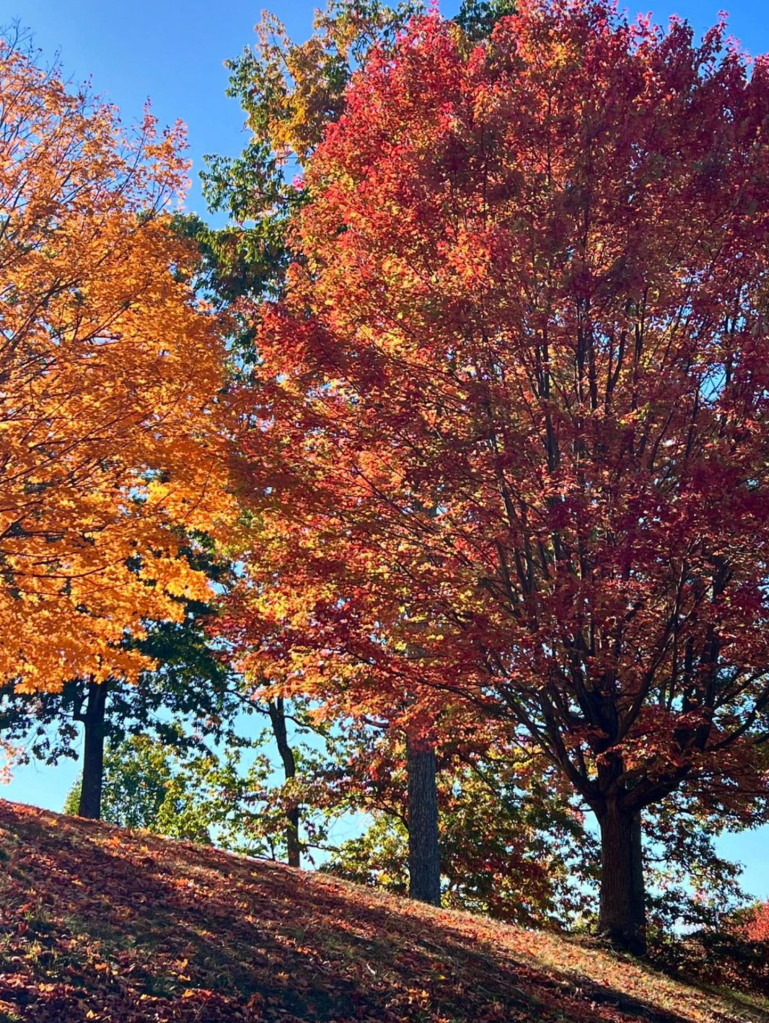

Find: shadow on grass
<box><xmin>0</xmin><ymin>801</ymin><xmax>762</xmax><ymax>1023</ymax></box>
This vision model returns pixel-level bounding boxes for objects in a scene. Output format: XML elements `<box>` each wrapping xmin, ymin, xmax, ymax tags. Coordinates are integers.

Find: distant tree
<box><xmin>455</xmin><ymin>0</ymin><xmax>516</xmax><ymax>41</ymax></box>
<box><xmin>64</xmin><ymin>735</ymin><xmax>212</xmax><ymax>843</ymax></box>
<box><xmin>63</xmin><ymin>720</ymin><xmax>337</xmax><ymax>864</ymax></box>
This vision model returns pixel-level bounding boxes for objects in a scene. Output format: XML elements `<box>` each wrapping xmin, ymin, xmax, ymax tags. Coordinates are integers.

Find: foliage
<box><xmin>191</xmin><ymin>0</ymin><xmax>508</xmax><ymax>320</ymax></box>
<box><xmin>186</xmin><ymin>0</ymin><xmax>432</xmax><ymax>370</ymax></box>
<box><xmin>63</xmin><ymin>736</ymin><xmax>213</xmax><ymax>842</ymax></box>
<box><xmin>0</xmin><ymin>800</ymin><xmax>762</xmax><ymax>1023</ymax></box>
<box><xmin>0</xmin><ymin>563</ymin><xmax>239</xmax><ymax>773</ymax></box>
<box><xmin>225</xmin><ymin>0</ymin><xmax>769</xmax><ymax>943</ymax></box>
<box><xmin>745</xmin><ymin>901</ymin><xmax>769</xmax><ymax>943</ymax></box>
<box><xmin>455</xmin><ymin>0</ymin><xmax>517</xmax><ymax>41</ymax></box>
<box><xmin>321</xmin><ymin>727</ymin><xmax>595</xmax><ymax>926</ymax></box>
<box><xmin>0</xmin><ymin>36</ymin><xmax>231</xmax><ymax>692</ymax></box>
<box><xmin>218</xmin><ymin>0</ymin><xmax>424</xmax><ymax>169</ymax></box>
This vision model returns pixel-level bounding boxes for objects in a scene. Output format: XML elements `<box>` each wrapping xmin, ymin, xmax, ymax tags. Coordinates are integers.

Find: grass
<box><xmin>0</xmin><ymin>798</ymin><xmax>766</xmax><ymax>1023</ymax></box>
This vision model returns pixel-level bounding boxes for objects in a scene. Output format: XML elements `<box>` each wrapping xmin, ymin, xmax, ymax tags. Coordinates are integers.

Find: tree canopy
<box><xmin>226</xmin><ymin>0</ymin><xmax>769</xmax><ymax>951</ymax></box>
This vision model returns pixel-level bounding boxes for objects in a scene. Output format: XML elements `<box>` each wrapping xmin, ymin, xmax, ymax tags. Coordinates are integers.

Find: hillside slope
<box><xmin>0</xmin><ymin>800</ymin><xmax>764</xmax><ymax>1023</ymax></box>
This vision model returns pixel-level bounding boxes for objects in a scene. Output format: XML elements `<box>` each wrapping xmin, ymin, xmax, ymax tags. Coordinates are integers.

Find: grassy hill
<box><xmin>0</xmin><ymin>800</ymin><xmax>765</xmax><ymax>1023</ymax></box>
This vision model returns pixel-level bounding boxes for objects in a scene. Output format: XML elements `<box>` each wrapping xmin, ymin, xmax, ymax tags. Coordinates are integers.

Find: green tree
<box><xmin>64</xmin><ymin>735</ymin><xmax>212</xmax><ymax>843</ymax></box>
<box><xmin>63</xmin><ymin>722</ymin><xmax>339</xmax><ymax>865</ymax></box>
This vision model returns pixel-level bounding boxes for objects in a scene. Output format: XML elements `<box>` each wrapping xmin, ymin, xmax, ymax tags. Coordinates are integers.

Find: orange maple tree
<box><xmin>0</xmin><ymin>41</ymin><xmax>231</xmax><ymax>692</ymax></box>
<box><xmin>228</xmin><ymin>0</ymin><xmax>769</xmax><ymax>952</ymax></box>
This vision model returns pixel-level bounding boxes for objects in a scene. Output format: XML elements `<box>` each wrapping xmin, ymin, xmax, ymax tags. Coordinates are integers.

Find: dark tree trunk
<box><xmin>77</xmin><ymin>680</ymin><xmax>108</xmax><ymax>820</ymax></box>
<box><xmin>267</xmin><ymin>698</ymin><xmax>301</xmax><ymax>868</ymax></box>
<box><xmin>407</xmin><ymin>738</ymin><xmax>441</xmax><ymax>906</ymax></box>
<box><xmin>597</xmin><ymin>800</ymin><xmax>646</xmax><ymax>954</ymax></box>
<box><xmin>630</xmin><ymin>808</ymin><xmax>645</xmax><ymax>941</ymax></box>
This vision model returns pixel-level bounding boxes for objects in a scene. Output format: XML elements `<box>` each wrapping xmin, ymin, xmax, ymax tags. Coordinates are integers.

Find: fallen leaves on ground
<box><xmin>0</xmin><ymin>800</ymin><xmax>765</xmax><ymax>1023</ymax></box>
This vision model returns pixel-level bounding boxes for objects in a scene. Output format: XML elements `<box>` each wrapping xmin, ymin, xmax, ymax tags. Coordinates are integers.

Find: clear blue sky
<box><xmin>5</xmin><ymin>0</ymin><xmax>769</xmax><ymax>901</ymax></box>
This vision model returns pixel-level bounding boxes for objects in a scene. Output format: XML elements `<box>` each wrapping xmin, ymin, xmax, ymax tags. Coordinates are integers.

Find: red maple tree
<box><xmin>230</xmin><ymin>0</ymin><xmax>769</xmax><ymax>951</ymax></box>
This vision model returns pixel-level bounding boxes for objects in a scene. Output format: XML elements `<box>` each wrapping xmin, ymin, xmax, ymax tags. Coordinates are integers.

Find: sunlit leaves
<box><xmin>0</xmin><ymin>40</ymin><xmax>232</xmax><ymax>691</ymax></box>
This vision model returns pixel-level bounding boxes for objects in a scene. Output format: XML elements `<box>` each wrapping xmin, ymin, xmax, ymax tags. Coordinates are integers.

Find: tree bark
<box><xmin>407</xmin><ymin>738</ymin><xmax>441</xmax><ymax>906</ymax></box>
<box><xmin>77</xmin><ymin>680</ymin><xmax>108</xmax><ymax>820</ymax></box>
<box><xmin>630</xmin><ymin>808</ymin><xmax>645</xmax><ymax>943</ymax></box>
<box><xmin>267</xmin><ymin>698</ymin><xmax>301</xmax><ymax>868</ymax></box>
<box><xmin>597</xmin><ymin>800</ymin><xmax>646</xmax><ymax>954</ymax></box>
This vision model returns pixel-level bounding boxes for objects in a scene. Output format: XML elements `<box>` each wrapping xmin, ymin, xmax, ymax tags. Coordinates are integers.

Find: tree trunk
<box><xmin>267</xmin><ymin>698</ymin><xmax>301</xmax><ymax>868</ymax></box>
<box><xmin>630</xmin><ymin>808</ymin><xmax>645</xmax><ymax>943</ymax></box>
<box><xmin>77</xmin><ymin>680</ymin><xmax>108</xmax><ymax>820</ymax></box>
<box><xmin>597</xmin><ymin>800</ymin><xmax>646</xmax><ymax>954</ymax></box>
<box><xmin>407</xmin><ymin>738</ymin><xmax>441</xmax><ymax>906</ymax></box>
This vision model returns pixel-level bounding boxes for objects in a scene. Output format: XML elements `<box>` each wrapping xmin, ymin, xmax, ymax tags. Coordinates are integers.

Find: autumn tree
<box><xmin>210</xmin><ymin>0</ymin><xmax>530</xmax><ymax>900</ymax></box>
<box><xmin>0</xmin><ymin>36</ymin><xmax>230</xmax><ymax>694</ymax></box>
<box><xmin>231</xmin><ymin>0</ymin><xmax>769</xmax><ymax>952</ymax></box>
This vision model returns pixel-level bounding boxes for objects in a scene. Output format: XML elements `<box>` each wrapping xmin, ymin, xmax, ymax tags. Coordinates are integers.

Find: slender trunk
<box><xmin>597</xmin><ymin>800</ymin><xmax>646</xmax><ymax>954</ymax></box>
<box><xmin>267</xmin><ymin>698</ymin><xmax>301</xmax><ymax>868</ymax></box>
<box><xmin>407</xmin><ymin>738</ymin><xmax>441</xmax><ymax>906</ymax></box>
<box><xmin>77</xmin><ymin>680</ymin><xmax>108</xmax><ymax>820</ymax></box>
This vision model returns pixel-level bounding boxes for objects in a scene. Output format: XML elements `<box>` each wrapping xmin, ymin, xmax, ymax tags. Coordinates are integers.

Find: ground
<box><xmin>0</xmin><ymin>800</ymin><xmax>765</xmax><ymax>1023</ymax></box>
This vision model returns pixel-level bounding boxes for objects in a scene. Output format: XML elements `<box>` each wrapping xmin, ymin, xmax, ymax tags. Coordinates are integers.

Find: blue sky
<box><xmin>5</xmin><ymin>0</ymin><xmax>769</xmax><ymax>900</ymax></box>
